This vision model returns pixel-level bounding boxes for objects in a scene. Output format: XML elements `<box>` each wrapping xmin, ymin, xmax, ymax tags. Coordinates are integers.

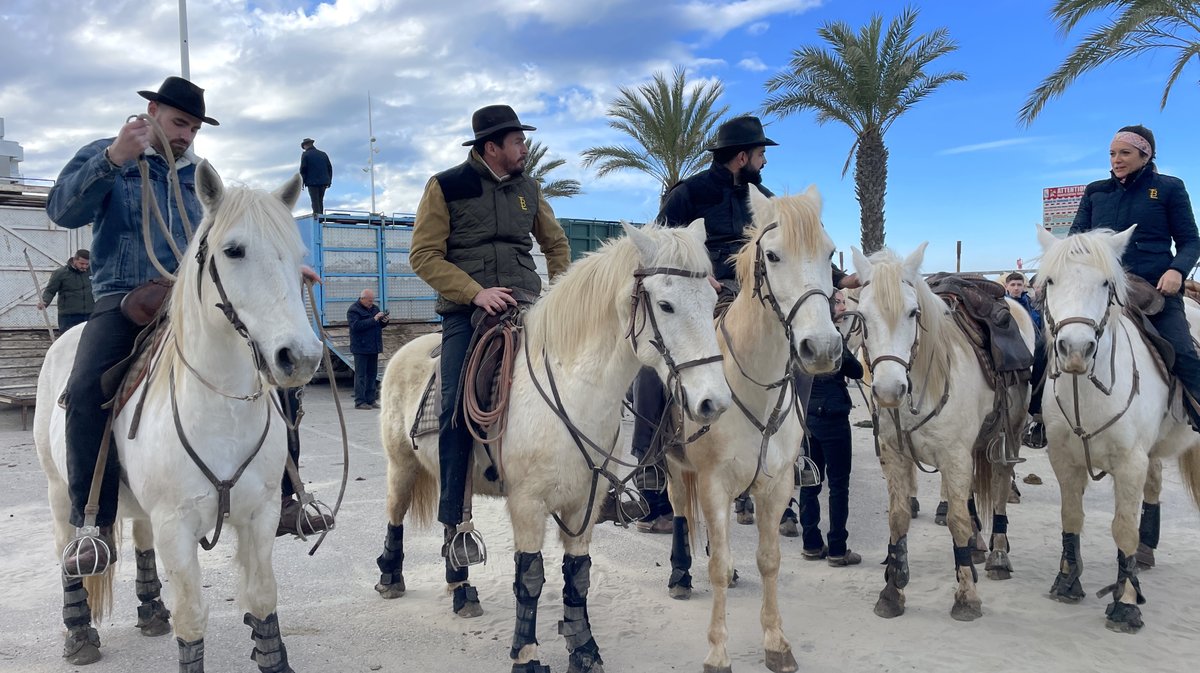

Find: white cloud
<box><xmin>678</xmin><ymin>0</ymin><xmax>822</xmax><ymax>37</ymax></box>
<box><xmin>738</xmin><ymin>56</ymin><xmax>768</xmax><ymax>72</ymax></box>
<box><xmin>938</xmin><ymin>137</ymin><xmax>1041</xmax><ymax>155</ymax></box>
<box><xmin>746</xmin><ymin>21</ymin><xmax>770</xmax><ymax>36</ymax></box>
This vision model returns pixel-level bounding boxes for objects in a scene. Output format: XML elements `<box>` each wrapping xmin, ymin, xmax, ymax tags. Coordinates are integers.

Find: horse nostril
<box><xmin>1081</xmin><ymin>340</ymin><xmax>1096</xmax><ymax>360</ymax></box>
<box><xmin>276</xmin><ymin>347</ymin><xmax>296</xmax><ymax>376</ymax></box>
<box><xmin>1057</xmin><ymin>340</ymin><xmax>1070</xmax><ymax>359</ymax></box>
<box><xmin>799</xmin><ymin>338</ymin><xmax>816</xmax><ymax>361</ymax></box>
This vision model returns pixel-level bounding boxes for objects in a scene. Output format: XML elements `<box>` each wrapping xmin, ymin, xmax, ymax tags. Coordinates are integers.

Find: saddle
<box><xmin>1123</xmin><ymin>274</ymin><xmax>1174</xmax><ymax>380</ymax></box>
<box><xmin>927</xmin><ymin>273</ymin><xmax>1033</xmax><ymax>381</ymax></box>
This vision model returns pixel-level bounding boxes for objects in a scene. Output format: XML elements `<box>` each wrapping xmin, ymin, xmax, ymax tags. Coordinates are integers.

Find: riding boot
<box><xmin>244</xmin><ymin>612</ymin><xmax>293</xmax><ymax>673</ymax></box>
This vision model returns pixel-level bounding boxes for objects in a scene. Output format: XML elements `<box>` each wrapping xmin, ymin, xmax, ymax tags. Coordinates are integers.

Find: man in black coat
<box><xmin>347</xmin><ymin>288</ymin><xmax>388</xmax><ymax>409</ymax></box>
<box><xmin>299</xmin><ymin>138</ymin><xmax>333</xmax><ymax>214</ymax></box>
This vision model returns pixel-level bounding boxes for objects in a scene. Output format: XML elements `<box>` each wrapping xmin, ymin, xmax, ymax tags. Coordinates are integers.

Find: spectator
<box><xmin>39</xmin><ymin>249</ymin><xmax>93</xmax><ymax>332</ymax></box>
<box><xmin>347</xmin><ymin>288</ymin><xmax>387</xmax><ymax>410</ymax></box>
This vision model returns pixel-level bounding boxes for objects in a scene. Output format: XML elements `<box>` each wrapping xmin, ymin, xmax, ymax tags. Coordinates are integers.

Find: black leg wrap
<box><xmin>445</xmin><ymin>555</ymin><xmax>469</xmax><ymax>585</ymax></box>
<box><xmin>560</xmin><ymin>554</ymin><xmax>603</xmax><ymax>673</ymax></box>
<box><xmin>135</xmin><ymin>549</ymin><xmax>172</xmax><ymax>634</ymax></box>
<box><xmin>990</xmin><ymin>514</ymin><xmax>1009</xmax><ymax>552</ymax></box>
<box><xmin>178</xmin><ymin>637</ymin><xmax>205</xmax><ymax>673</ymax></box>
<box><xmin>244</xmin><ymin>612</ymin><xmax>292</xmax><ymax>673</ymax></box>
<box><xmin>668</xmin><ymin>516</ymin><xmax>692</xmax><ymax>590</ymax></box>
<box><xmin>511</xmin><ymin>662</ymin><xmax>552</xmax><ymax>673</ymax></box>
<box><xmin>62</xmin><ymin>575</ymin><xmax>92</xmax><ymax>629</ymax></box>
<box><xmin>452</xmin><ymin>583</ymin><xmax>480</xmax><ymax>613</ymax></box>
<box><xmin>884</xmin><ymin>535</ymin><xmax>910</xmax><ymax>589</ymax></box>
<box><xmin>953</xmin><ymin>545</ymin><xmax>979</xmax><ymax>583</ymax></box>
<box><xmin>1050</xmin><ymin>532</ymin><xmax>1085</xmax><ymax>601</ymax></box>
<box><xmin>1100</xmin><ymin>551</ymin><xmax>1147</xmax><ymax>632</ymax></box>
<box><xmin>376</xmin><ymin>524</ymin><xmax>405</xmax><ymax>587</ymax></box>
<box><xmin>967</xmin><ymin>497</ymin><xmax>982</xmax><ymax>532</ymax></box>
<box><xmin>1139</xmin><ymin>502</ymin><xmax>1161</xmax><ymax>549</ymax></box>
<box><xmin>510</xmin><ymin>551</ymin><xmax>545</xmax><ymax>660</ymax></box>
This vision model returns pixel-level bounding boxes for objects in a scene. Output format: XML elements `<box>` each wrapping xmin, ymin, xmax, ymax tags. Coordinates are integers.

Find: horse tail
<box><xmin>972</xmin><ymin>437</ymin><xmax>994</xmax><ymax>535</ymax></box>
<box><xmin>679</xmin><ymin>470</ymin><xmax>701</xmax><ymax>550</ymax></box>
<box><xmin>407</xmin><ymin>459</ymin><xmax>439</xmax><ymax>528</ymax></box>
<box><xmin>1179</xmin><ymin>445</ymin><xmax>1200</xmax><ymax>511</ymax></box>
<box><xmin>84</xmin><ymin>520</ymin><xmax>122</xmax><ymax>622</ymax></box>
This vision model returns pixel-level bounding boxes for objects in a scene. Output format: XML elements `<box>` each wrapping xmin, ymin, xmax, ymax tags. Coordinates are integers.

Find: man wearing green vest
<box><xmin>410</xmin><ymin>105</ymin><xmax>570</xmax><ymax>595</ymax></box>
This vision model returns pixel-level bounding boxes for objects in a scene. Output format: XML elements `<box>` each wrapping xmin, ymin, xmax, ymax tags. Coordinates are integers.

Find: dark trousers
<box><xmin>1150</xmin><ymin>295</ymin><xmax>1200</xmax><ymax>421</ymax></box>
<box><xmin>307</xmin><ymin>185</ymin><xmax>328</xmax><ymax>215</ymax></box>
<box><xmin>58</xmin><ymin>313</ymin><xmax>89</xmax><ymax>333</ymax></box>
<box><xmin>278</xmin><ymin>387</ymin><xmax>303</xmax><ymax>498</ymax></box>
<box><xmin>1030</xmin><ymin>330</ymin><xmax>1047</xmax><ymax>416</ymax></box>
<box><xmin>799</xmin><ymin>413</ymin><xmax>852</xmax><ymax>557</ymax></box>
<box><xmin>353</xmin><ymin>353</ymin><xmax>379</xmax><ymax>405</ymax></box>
<box><xmin>65</xmin><ymin>295</ymin><xmax>141</xmax><ymax>528</ymax></box>
<box><xmin>631</xmin><ymin>367</ymin><xmax>672</xmax><ymax>519</ymax></box>
<box><xmin>437</xmin><ymin>311</ymin><xmax>474</xmax><ymax>526</ymax></box>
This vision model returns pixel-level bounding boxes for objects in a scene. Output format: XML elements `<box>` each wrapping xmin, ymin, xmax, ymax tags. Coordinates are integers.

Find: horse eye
<box><xmin>1102</xmin><ymin>280</ymin><xmax>1110</xmax><ymax>288</ymax></box>
<box><xmin>909</xmin><ymin>308</ymin><xmax>919</xmax><ymax>319</ymax></box>
<box><xmin>1045</xmin><ymin>278</ymin><xmax>1054</xmax><ymax>286</ymax></box>
<box><xmin>765</xmin><ymin>251</ymin><xmax>780</xmax><ymax>263</ymax></box>
<box><xmin>223</xmin><ymin>245</ymin><xmax>245</xmax><ymax>259</ymax></box>
<box><xmin>657</xmin><ymin>301</ymin><xmax>675</xmax><ymax>314</ymax></box>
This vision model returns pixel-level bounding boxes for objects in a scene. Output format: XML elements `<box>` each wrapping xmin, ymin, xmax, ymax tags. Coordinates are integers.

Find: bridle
<box><xmin>750</xmin><ymin>222</ymin><xmax>833</xmax><ymax>365</ymax></box>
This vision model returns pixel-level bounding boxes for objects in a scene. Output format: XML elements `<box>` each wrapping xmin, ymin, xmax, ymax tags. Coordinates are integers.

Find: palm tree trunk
<box><xmin>855</xmin><ymin>129</ymin><xmax>888</xmax><ymax>255</ymax></box>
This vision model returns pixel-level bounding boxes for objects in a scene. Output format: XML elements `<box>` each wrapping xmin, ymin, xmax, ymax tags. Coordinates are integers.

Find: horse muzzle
<box><xmin>871</xmin><ymin>378</ymin><xmax>908</xmax><ymax>409</ymax></box>
<box><xmin>270</xmin><ymin>340</ymin><xmax>323</xmax><ymax>387</ymax></box>
<box><xmin>1056</xmin><ymin>337</ymin><xmax>1096</xmax><ymax>375</ymax></box>
<box><xmin>793</xmin><ymin>330</ymin><xmax>843</xmax><ymax>376</ymax></box>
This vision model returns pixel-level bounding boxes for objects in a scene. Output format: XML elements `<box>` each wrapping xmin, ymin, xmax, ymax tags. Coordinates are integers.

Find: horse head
<box><xmin>852</xmin><ymin>242</ymin><xmax>931</xmax><ymax>408</ymax></box>
<box><xmin>173</xmin><ymin>161</ymin><xmax>323</xmax><ymax>388</ymax></box>
<box><xmin>739</xmin><ymin>185</ymin><xmax>842</xmax><ymax>375</ymax></box>
<box><xmin>625</xmin><ymin>220</ymin><xmax>731</xmax><ymax>424</ymax></box>
<box><xmin>1037</xmin><ymin>225</ymin><xmax>1134</xmax><ymax>375</ymax></box>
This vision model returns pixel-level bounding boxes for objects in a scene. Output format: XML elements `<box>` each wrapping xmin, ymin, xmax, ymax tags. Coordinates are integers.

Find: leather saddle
<box><xmin>926</xmin><ymin>272</ymin><xmax>1033</xmax><ymax>377</ymax></box>
<box><xmin>1124</xmin><ymin>274</ymin><xmax>1174</xmax><ymax>376</ymax></box>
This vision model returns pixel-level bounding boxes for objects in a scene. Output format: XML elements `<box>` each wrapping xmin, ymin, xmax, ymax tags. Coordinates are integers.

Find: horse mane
<box><xmin>866</xmin><ymin>249</ymin><xmax>964</xmax><ymax>400</ymax></box>
<box><xmin>1039</xmin><ymin>229</ymin><xmax>1130</xmax><ymax>304</ymax></box>
<box><xmin>153</xmin><ymin>185</ymin><xmax>305</xmax><ymax>394</ymax></box>
<box><xmin>525</xmin><ymin>223</ymin><xmax>712</xmax><ymax>362</ymax></box>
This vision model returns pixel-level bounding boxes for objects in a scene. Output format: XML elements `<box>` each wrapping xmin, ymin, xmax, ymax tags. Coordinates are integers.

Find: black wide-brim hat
<box><xmin>138</xmin><ymin>76</ymin><xmax>219</xmax><ymax>126</ymax></box>
<box><xmin>462</xmin><ymin>105</ymin><xmax>535</xmax><ymax>146</ymax></box>
<box><xmin>705</xmin><ymin>115</ymin><xmax>777</xmax><ymax>151</ymax></box>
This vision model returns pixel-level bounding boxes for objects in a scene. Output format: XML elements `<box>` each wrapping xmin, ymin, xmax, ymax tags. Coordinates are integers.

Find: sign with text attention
<box><xmin>1043</xmin><ymin>185</ymin><xmax>1085</xmax><ymax>237</ymax></box>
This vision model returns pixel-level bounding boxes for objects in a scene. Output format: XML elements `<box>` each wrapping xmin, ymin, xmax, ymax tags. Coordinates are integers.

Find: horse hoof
<box><xmin>137</xmin><ymin>599</ymin><xmax>172</xmax><ymax>637</ymax></box>
<box><xmin>987</xmin><ymin>568</ymin><xmax>1012</xmax><ymax>581</ymax></box>
<box><xmin>1105</xmin><ymin>601</ymin><xmax>1144</xmax><ymax>633</ymax></box>
<box><xmin>728</xmin><ymin>568</ymin><xmax>740</xmax><ymax>588</ymax></box>
<box><xmin>985</xmin><ymin>551</ymin><xmax>1013</xmax><ymax>581</ymax></box>
<box><xmin>702</xmin><ymin>664</ymin><xmax>733</xmax><ymax>673</ymax></box>
<box><xmin>1135</xmin><ymin>543</ymin><xmax>1156</xmax><ymax>569</ymax></box>
<box><xmin>873</xmin><ymin>595</ymin><xmax>905</xmax><ymax>619</ymax></box>
<box><xmin>934</xmin><ymin>501</ymin><xmax>948</xmax><ymax>526</ymax></box>
<box><xmin>1049</xmin><ymin>575</ymin><xmax>1085</xmax><ymax>603</ymax></box>
<box><xmin>765</xmin><ymin>648</ymin><xmax>798</xmax><ymax>673</ymax></box>
<box><xmin>139</xmin><ymin>616</ymin><xmax>172</xmax><ymax>637</ymax></box>
<box><xmin>64</xmin><ymin>626</ymin><xmax>101</xmax><ymax>666</ymax></box>
<box><xmin>375</xmin><ymin>581</ymin><xmax>406</xmax><ymax>599</ymax></box>
<box><xmin>669</xmin><ymin>584</ymin><xmax>692</xmax><ymax>600</ymax></box>
<box><xmin>512</xmin><ymin>661</ymin><xmax>552</xmax><ymax>673</ymax></box>
<box><xmin>454</xmin><ymin>600</ymin><xmax>484</xmax><ymax>619</ymax></box>
<box><xmin>567</xmin><ymin>655</ymin><xmax>604</xmax><ymax>673</ymax></box>
<box><xmin>950</xmin><ymin>599</ymin><xmax>983</xmax><ymax>622</ymax></box>
<box><xmin>65</xmin><ymin>644</ymin><xmax>102</xmax><ymax>666</ymax></box>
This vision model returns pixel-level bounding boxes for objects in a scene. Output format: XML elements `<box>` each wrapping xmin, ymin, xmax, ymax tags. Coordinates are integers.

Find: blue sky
<box><xmin>2</xmin><ymin>0</ymin><xmax>1198</xmax><ymax>273</ymax></box>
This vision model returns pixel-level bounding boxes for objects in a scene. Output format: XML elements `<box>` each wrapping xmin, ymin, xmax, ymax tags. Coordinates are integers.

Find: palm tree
<box><xmin>525</xmin><ymin>139</ymin><xmax>582</xmax><ymax>199</ymax></box>
<box><xmin>581</xmin><ymin>67</ymin><xmax>728</xmax><ymax>200</ymax></box>
<box><xmin>763</xmin><ymin>7</ymin><xmax>965</xmax><ymax>254</ymax></box>
<box><xmin>1020</xmin><ymin>0</ymin><xmax>1200</xmax><ymax>125</ymax></box>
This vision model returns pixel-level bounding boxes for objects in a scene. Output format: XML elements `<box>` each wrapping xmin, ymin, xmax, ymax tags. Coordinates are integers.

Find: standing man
<box><xmin>299</xmin><ymin>138</ymin><xmax>333</xmax><ymax>215</ymax></box>
<box><xmin>1004</xmin><ymin>272</ymin><xmax>1048</xmax><ymax>448</ymax></box>
<box><xmin>38</xmin><ymin>249</ymin><xmax>94</xmax><ymax>332</ymax></box>
<box><xmin>626</xmin><ymin>116</ymin><xmax>778</xmax><ymax>533</ymax></box>
<box><xmin>347</xmin><ymin>288</ymin><xmax>387</xmax><ymax>410</ymax></box>
<box><xmin>411</xmin><ymin>104</ymin><xmax>570</xmax><ymax>572</ymax></box>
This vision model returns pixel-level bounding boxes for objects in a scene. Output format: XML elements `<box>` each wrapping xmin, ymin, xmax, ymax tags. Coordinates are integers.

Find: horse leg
<box><xmin>986</xmin><ymin>463</ymin><xmax>1015</xmax><ymax>581</ymax></box>
<box><xmin>132</xmin><ymin>518</ymin><xmax>171</xmax><ymax>636</ymax></box>
<box><xmin>444</xmin><ymin>537</ymin><xmax>483</xmax><ymax>618</ymax></box>
<box><xmin>1136</xmin><ymin>458</ymin><xmax>1163</xmax><ymax>569</ymax></box>
<box><xmin>755</xmin><ymin>481</ymin><xmax>797</xmax><ymax>673</ymax></box>
<box><xmin>945</xmin><ymin>467</ymin><xmax>982</xmax><ymax>622</ymax></box>
<box><xmin>509</xmin><ymin>496</ymin><xmax>550</xmax><ymax>673</ymax></box>
<box><xmin>46</xmin><ymin>470</ymin><xmax>100</xmax><ymax>665</ymax></box>
<box><xmin>1101</xmin><ymin>458</ymin><xmax>1149</xmax><ymax>633</ymax></box>
<box><xmin>874</xmin><ymin>449</ymin><xmax>913</xmax><ymax>619</ymax></box>
<box><xmin>1048</xmin><ymin>447</ymin><xmax>1088</xmax><ymax>603</ymax></box>
<box><xmin>235</xmin><ymin>508</ymin><xmax>294</xmax><ymax>673</ymax></box>
<box><xmin>699</xmin><ymin>474</ymin><xmax>734</xmax><ymax>673</ymax></box>
<box><xmin>559</xmin><ymin>512</ymin><xmax>603</xmax><ymax>673</ymax></box>
<box><xmin>154</xmin><ymin>521</ymin><xmax>209</xmax><ymax>672</ymax></box>
<box><xmin>665</xmin><ymin>466</ymin><xmax>694</xmax><ymax>600</ymax></box>
<box><xmin>377</xmin><ymin>408</ymin><xmax>426</xmax><ymax>599</ymax></box>
<box><xmin>966</xmin><ymin>495</ymin><xmax>987</xmax><ymax>565</ymax></box>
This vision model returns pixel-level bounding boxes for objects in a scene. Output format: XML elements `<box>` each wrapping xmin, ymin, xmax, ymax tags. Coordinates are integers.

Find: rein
<box><xmin>1044</xmin><ymin>285</ymin><xmax>1136</xmax><ymax>481</ymax></box>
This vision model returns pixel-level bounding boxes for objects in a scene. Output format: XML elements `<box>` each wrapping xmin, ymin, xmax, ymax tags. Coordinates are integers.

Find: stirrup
<box><xmin>988</xmin><ymin>433</ymin><xmax>1025</xmax><ymax>466</ymax></box>
<box><xmin>63</xmin><ymin>526</ymin><xmax>114</xmax><ymax>578</ymax></box>
<box><xmin>632</xmin><ymin>463</ymin><xmax>667</xmax><ymax>492</ymax></box>
<box><xmin>798</xmin><ymin>454</ymin><xmax>821</xmax><ymax>487</ymax></box>
<box><xmin>609</xmin><ymin>486</ymin><xmax>650</xmax><ymax>526</ymax></box>
<box><xmin>446</xmin><ymin>522</ymin><xmax>487</xmax><ymax>569</ymax></box>
<box><xmin>296</xmin><ymin>497</ymin><xmax>335</xmax><ymax>540</ymax></box>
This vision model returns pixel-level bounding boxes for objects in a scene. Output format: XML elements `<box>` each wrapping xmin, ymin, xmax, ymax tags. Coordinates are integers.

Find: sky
<box><xmin>3</xmin><ymin>0</ymin><xmax>1199</xmax><ymax>274</ymax></box>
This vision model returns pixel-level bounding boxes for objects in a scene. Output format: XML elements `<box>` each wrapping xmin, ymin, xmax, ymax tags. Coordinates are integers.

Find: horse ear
<box><xmin>802</xmin><ymin>184</ymin><xmax>823</xmax><ymax>211</ymax></box>
<box><xmin>684</xmin><ymin>218</ymin><xmax>707</xmax><ymax>248</ymax></box>
<box><xmin>195</xmin><ymin>160</ymin><xmax>224</xmax><ymax>212</ymax></box>
<box><xmin>748</xmin><ymin>186</ymin><xmax>777</xmax><ymax>224</ymax></box>
<box><xmin>624</xmin><ymin>222</ymin><xmax>658</xmax><ymax>265</ymax></box>
<box><xmin>851</xmin><ymin>246</ymin><xmax>873</xmax><ymax>281</ymax></box>
<box><xmin>1109</xmin><ymin>225</ymin><xmax>1137</xmax><ymax>256</ymax></box>
<box><xmin>1036</xmin><ymin>224</ymin><xmax>1058</xmax><ymax>252</ymax></box>
<box><xmin>274</xmin><ymin>173</ymin><xmax>303</xmax><ymax>210</ymax></box>
<box><xmin>902</xmin><ymin>242</ymin><xmax>928</xmax><ymax>279</ymax></box>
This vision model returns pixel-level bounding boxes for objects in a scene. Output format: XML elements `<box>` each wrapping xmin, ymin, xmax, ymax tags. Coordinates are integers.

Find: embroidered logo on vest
<box><xmin>518</xmin><ymin>195</ymin><xmax>528</xmax><ymax>211</ymax></box>
<box><xmin>1149</xmin><ymin>188</ymin><xmax>1159</xmax><ymax>199</ymax></box>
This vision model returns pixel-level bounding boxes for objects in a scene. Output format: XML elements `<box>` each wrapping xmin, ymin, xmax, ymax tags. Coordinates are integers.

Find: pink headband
<box><xmin>1113</xmin><ymin>131</ymin><xmax>1152</xmax><ymax>157</ymax></box>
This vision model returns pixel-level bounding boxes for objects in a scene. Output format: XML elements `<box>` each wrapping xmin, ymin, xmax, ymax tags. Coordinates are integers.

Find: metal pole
<box><xmin>956</xmin><ymin>240</ymin><xmax>962</xmax><ymax>273</ymax></box>
<box><xmin>23</xmin><ymin>249</ymin><xmax>56</xmax><ymax>342</ymax></box>
<box><xmin>367</xmin><ymin>92</ymin><xmax>377</xmax><ymax>216</ymax></box>
<box><xmin>178</xmin><ymin>0</ymin><xmax>191</xmax><ymax>79</ymax></box>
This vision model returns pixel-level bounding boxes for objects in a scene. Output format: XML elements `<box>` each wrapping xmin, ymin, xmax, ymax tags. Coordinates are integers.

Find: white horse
<box><xmin>662</xmin><ymin>186</ymin><xmax>843</xmax><ymax>673</ymax></box>
<box><xmin>34</xmin><ymin>162</ymin><xmax>322</xmax><ymax>671</ymax></box>
<box><xmin>1036</xmin><ymin>226</ymin><xmax>1200</xmax><ymax>633</ymax></box>
<box><xmin>851</xmin><ymin>244</ymin><xmax>1034</xmax><ymax>621</ymax></box>
<box><xmin>376</xmin><ymin>220</ymin><xmax>731</xmax><ymax>673</ymax></box>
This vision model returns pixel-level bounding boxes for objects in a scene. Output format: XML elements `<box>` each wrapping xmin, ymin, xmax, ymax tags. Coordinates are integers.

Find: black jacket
<box><xmin>806</xmin><ymin>345</ymin><xmax>864</xmax><ymax>418</ymax></box>
<box><xmin>300</xmin><ymin>147</ymin><xmax>333</xmax><ymax>187</ymax></box>
<box><xmin>658</xmin><ymin>163</ymin><xmax>773</xmax><ymax>280</ymax></box>
<box><xmin>347</xmin><ymin>301</ymin><xmax>385</xmax><ymax>354</ymax></box>
<box><xmin>1070</xmin><ymin>163</ymin><xmax>1200</xmax><ymax>283</ymax></box>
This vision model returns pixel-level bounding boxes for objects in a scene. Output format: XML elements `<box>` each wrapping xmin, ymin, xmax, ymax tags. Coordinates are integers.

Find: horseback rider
<box><xmin>46</xmin><ymin>76</ymin><xmax>328</xmax><ymax>575</ymax></box>
<box><xmin>1069</xmin><ymin>125</ymin><xmax>1200</xmax><ymax>432</ymax></box>
<box><xmin>409</xmin><ymin>105</ymin><xmax>570</xmax><ymax>570</ymax></box>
